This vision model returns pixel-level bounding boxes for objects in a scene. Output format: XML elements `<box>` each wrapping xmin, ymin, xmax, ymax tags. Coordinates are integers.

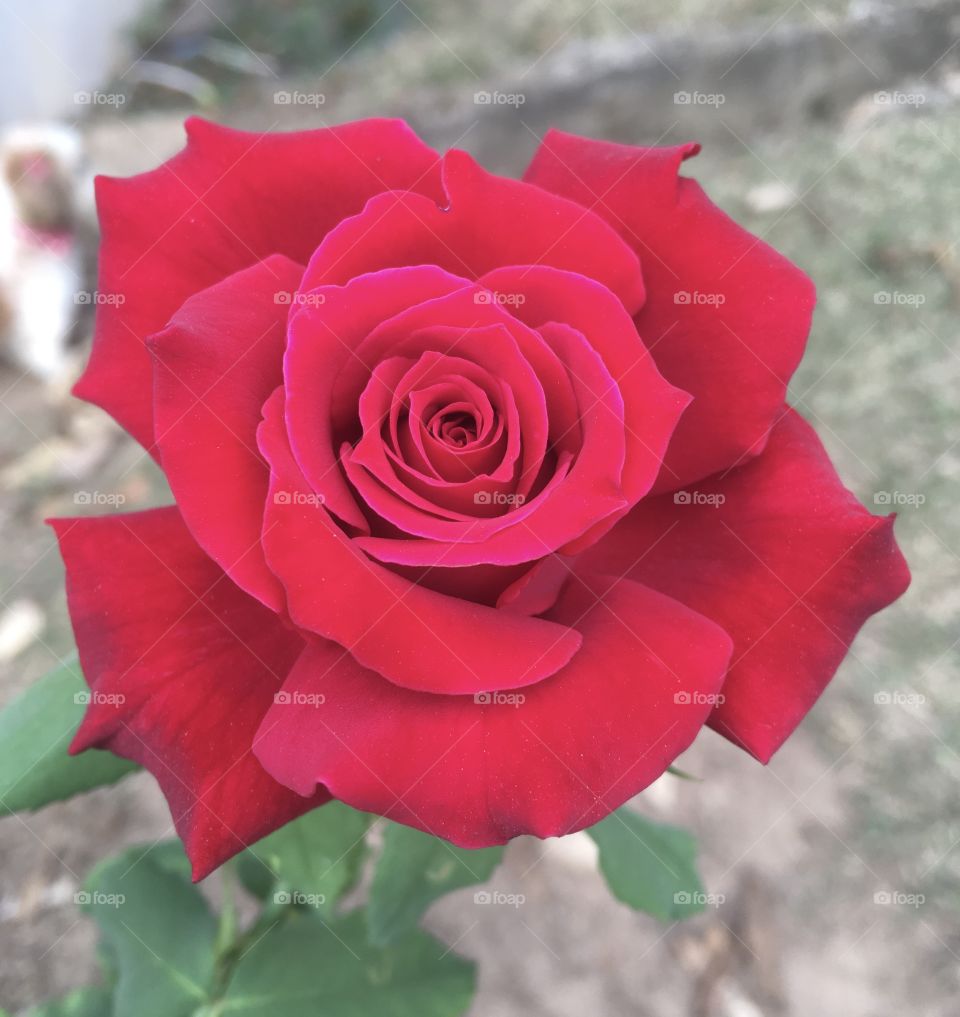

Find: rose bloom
<box><xmin>53</xmin><ymin>119</ymin><xmax>909</xmax><ymax>878</ymax></box>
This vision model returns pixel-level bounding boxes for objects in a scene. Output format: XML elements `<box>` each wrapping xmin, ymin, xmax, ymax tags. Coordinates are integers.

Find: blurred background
<box><xmin>0</xmin><ymin>0</ymin><xmax>957</xmax><ymax>1013</ymax></box>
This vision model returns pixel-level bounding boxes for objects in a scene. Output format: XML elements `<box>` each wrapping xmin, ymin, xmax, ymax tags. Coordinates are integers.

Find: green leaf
<box><xmin>81</xmin><ymin>845</ymin><xmax>219</xmax><ymax>1017</ymax></box>
<box><xmin>22</xmin><ymin>986</ymin><xmax>112</xmax><ymax>1017</ymax></box>
<box><xmin>237</xmin><ymin>802</ymin><xmax>370</xmax><ymax>917</ymax></box>
<box><xmin>137</xmin><ymin>838</ymin><xmax>194</xmax><ymax>882</ymax></box>
<box><xmin>64</xmin><ymin>836</ymin><xmax>475</xmax><ymax>1017</ymax></box>
<box><xmin>215</xmin><ymin>911</ymin><xmax>474</xmax><ymax>1017</ymax></box>
<box><xmin>587</xmin><ymin>807</ymin><xmax>706</xmax><ymax>921</ymax></box>
<box><xmin>368</xmin><ymin>822</ymin><xmax>503</xmax><ymax>945</ymax></box>
<box><xmin>0</xmin><ymin>656</ymin><xmax>137</xmax><ymax>815</ymax></box>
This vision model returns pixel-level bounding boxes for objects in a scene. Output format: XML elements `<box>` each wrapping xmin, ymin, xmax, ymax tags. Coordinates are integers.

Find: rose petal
<box><xmin>258</xmin><ymin>387</ymin><xmax>583</xmax><ymax>695</ymax></box>
<box><xmin>342</xmin><ymin>443</ymin><xmax>572</xmax><ymax>541</ymax></box>
<box><xmin>300</xmin><ymin>148</ymin><xmax>645</xmax><ymax>312</ymax></box>
<box><xmin>345</xmin><ymin>309</ymin><xmax>551</xmax><ymax>498</ymax></box>
<box><xmin>576</xmin><ymin>409</ymin><xmax>911</xmax><ymax>762</ymax></box>
<box><xmin>50</xmin><ymin>507</ymin><xmax>328</xmax><ymax>880</ymax></box>
<box><xmin>496</xmin><ymin>554</ymin><xmax>573</xmax><ymax>617</ymax></box>
<box><xmin>478</xmin><ymin>265</ymin><xmax>691</xmax><ymax>528</ymax></box>
<box><xmin>284</xmin><ymin>266</ymin><xmax>472</xmax><ymax>531</ymax></box>
<box><xmin>341</xmin><ymin>315</ymin><xmax>560</xmax><ymax>535</ymax></box>
<box><xmin>149</xmin><ymin>254</ymin><xmax>305</xmax><ymax>612</ymax></box>
<box><xmin>523</xmin><ymin>130</ymin><xmax>815</xmax><ymax>492</ymax></box>
<box><xmin>353</xmin><ymin>312</ymin><xmax>671</xmax><ymax>567</ymax></box>
<box><xmin>351</xmin><ymin>352</ymin><xmax>523</xmax><ymax>518</ymax></box>
<box><xmin>77</xmin><ymin>117</ymin><xmax>442</xmax><ymax>450</ymax></box>
<box><xmin>253</xmin><ymin>574</ymin><xmax>732</xmax><ymax>847</ymax></box>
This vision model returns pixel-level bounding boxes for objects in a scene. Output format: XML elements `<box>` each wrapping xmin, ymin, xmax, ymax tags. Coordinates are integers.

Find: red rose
<box><xmin>53</xmin><ymin>119</ymin><xmax>909</xmax><ymax>878</ymax></box>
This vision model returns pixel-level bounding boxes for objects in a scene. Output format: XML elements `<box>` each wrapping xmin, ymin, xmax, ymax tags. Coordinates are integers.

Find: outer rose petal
<box><xmin>523</xmin><ymin>130</ymin><xmax>816</xmax><ymax>492</ymax></box>
<box><xmin>258</xmin><ymin>388</ymin><xmax>583</xmax><ymax>695</ymax></box>
<box><xmin>576</xmin><ymin>410</ymin><xmax>911</xmax><ymax>762</ymax></box>
<box><xmin>149</xmin><ymin>254</ymin><xmax>305</xmax><ymax>612</ymax></box>
<box><xmin>50</xmin><ymin>507</ymin><xmax>328</xmax><ymax>880</ymax></box>
<box><xmin>77</xmin><ymin>117</ymin><xmax>443</xmax><ymax>450</ymax></box>
<box><xmin>254</xmin><ymin>575</ymin><xmax>733</xmax><ymax>847</ymax></box>
<box><xmin>299</xmin><ymin>148</ymin><xmax>645</xmax><ymax>312</ymax></box>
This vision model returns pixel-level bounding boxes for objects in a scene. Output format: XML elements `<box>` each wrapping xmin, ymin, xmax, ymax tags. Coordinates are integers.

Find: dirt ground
<box><xmin>1</xmin><ymin>1</ymin><xmax>959</xmax><ymax>1013</ymax></box>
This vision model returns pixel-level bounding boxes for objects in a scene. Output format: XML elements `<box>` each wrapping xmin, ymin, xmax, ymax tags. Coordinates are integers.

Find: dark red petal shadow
<box><xmin>576</xmin><ymin>410</ymin><xmax>911</xmax><ymax>762</ymax></box>
<box><xmin>77</xmin><ymin>117</ymin><xmax>443</xmax><ymax>450</ymax></box>
<box><xmin>523</xmin><ymin>130</ymin><xmax>815</xmax><ymax>493</ymax></box>
<box><xmin>51</xmin><ymin>507</ymin><xmax>328</xmax><ymax>880</ymax></box>
<box><xmin>253</xmin><ymin>573</ymin><xmax>732</xmax><ymax>847</ymax></box>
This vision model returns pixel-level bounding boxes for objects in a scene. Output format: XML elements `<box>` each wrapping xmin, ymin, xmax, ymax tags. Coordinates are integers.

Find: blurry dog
<box><xmin>0</xmin><ymin>125</ymin><xmax>92</xmax><ymax>380</ymax></box>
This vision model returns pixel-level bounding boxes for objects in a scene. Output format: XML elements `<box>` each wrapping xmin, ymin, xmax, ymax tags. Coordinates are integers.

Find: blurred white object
<box><xmin>0</xmin><ymin>124</ymin><xmax>88</xmax><ymax>379</ymax></box>
<box><xmin>546</xmin><ymin>830</ymin><xmax>600</xmax><ymax>871</ymax></box>
<box><xmin>0</xmin><ymin>599</ymin><xmax>45</xmax><ymax>662</ymax></box>
<box><xmin>0</xmin><ymin>0</ymin><xmax>152</xmax><ymax>124</ymax></box>
<box><xmin>746</xmin><ymin>181</ymin><xmax>797</xmax><ymax>214</ymax></box>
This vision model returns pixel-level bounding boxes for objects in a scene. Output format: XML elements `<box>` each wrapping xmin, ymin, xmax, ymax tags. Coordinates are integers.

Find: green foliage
<box><xmin>237</xmin><ymin>802</ymin><xmax>371</xmax><ymax>918</ymax></box>
<box><xmin>218</xmin><ymin>0</ymin><xmax>405</xmax><ymax>71</ymax></box>
<box><xmin>21</xmin><ymin>987</ymin><xmax>112</xmax><ymax>1017</ymax></box>
<box><xmin>368</xmin><ymin>822</ymin><xmax>504</xmax><ymax>944</ymax></box>
<box><xmin>80</xmin><ymin>847</ymin><xmax>218</xmax><ymax>1017</ymax></box>
<box><xmin>215</xmin><ymin>911</ymin><xmax>475</xmax><ymax>1017</ymax></box>
<box><xmin>73</xmin><ymin>838</ymin><xmax>476</xmax><ymax>1017</ymax></box>
<box><xmin>0</xmin><ymin>656</ymin><xmax>137</xmax><ymax>815</ymax></box>
<box><xmin>132</xmin><ymin>0</ymin><xmax>405</xmax><ymax>74</ymax></box>
<box><xmin>587</xmin><ymin>807</ymin><xmax>707</xmax><ymax>920</ymax></box>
